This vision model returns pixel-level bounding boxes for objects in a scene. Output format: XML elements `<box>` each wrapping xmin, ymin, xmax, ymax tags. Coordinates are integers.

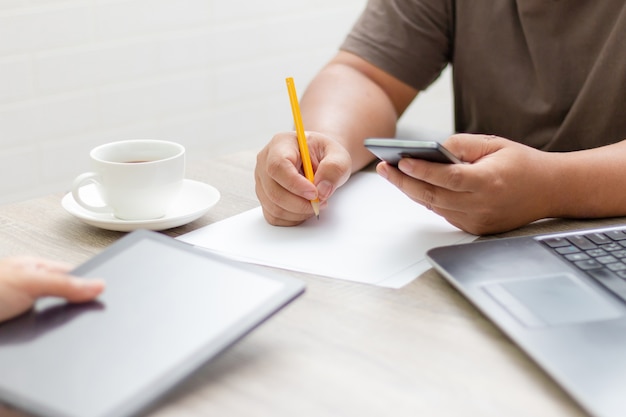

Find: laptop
<box><xmin>0</xmin><ymin>229</ymin><xmax>305</xmax><ymax>417</ymax></box>
<box><xmin>426</xmin><ymin>224</ymin><xmax>626</xmax><ymax>417</ymax></box>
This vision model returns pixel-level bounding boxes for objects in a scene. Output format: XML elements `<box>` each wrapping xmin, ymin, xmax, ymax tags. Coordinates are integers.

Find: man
<box><xmin>0</xmin><ymin>257</ymin><xmax>104</xmax><ymax>322</ymax></box>
<box><xmin>255</xmin><ymin>0</ymin><xmax>626</xmax><ymax>235</ymax></box>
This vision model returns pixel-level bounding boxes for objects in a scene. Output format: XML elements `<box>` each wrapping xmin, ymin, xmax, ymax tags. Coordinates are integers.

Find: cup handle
<box><xmin>71</xmin><ymin>172</ymin><xmax>111</xmax><ymax>214</ymax></box>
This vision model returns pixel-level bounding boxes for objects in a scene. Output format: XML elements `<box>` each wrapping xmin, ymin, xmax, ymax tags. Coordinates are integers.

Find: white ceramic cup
<box><xmin>72</xmin><ymin>140</ymin><xmax>185</xmax><ymax>220</ymax></box>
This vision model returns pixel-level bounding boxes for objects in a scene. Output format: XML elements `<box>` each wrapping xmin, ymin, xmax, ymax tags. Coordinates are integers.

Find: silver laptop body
<box><xmin>427</xmin><ymin>224</ymin><xmax>626</xmax><ymax>417</ymax></box>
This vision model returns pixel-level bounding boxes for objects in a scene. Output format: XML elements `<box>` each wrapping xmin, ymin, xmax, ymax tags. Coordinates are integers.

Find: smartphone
<box><xmin>363</xmin><ymin>138</ymin><xmax>462</xmax><ymax>166</ymax></box>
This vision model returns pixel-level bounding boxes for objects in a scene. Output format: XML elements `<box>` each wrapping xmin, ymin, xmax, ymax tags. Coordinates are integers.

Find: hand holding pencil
<box><xmin>252</xmin><ymin>78</ymin><xmax>352</xmax><ymax>227</ymax></box>
<box><xmin>286</xmin><ymin>77</ymin><xmax>321</xmax><ymax>219</ymax></box>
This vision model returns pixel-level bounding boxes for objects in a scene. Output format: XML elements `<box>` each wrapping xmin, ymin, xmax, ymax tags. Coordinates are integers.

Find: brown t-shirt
<box><xmin>341</xmin><ymin>0</ymin><xmax>626</xmax><ymax>151</ymax></box>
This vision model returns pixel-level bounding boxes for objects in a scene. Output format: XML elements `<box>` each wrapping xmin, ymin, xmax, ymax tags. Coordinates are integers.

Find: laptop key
<box><xmin>542</xmin><ymin>237</ymin><xmax>571</xmax><ymax>248</ymax></box>
<box><xmin>607</xmin><ymin>262</ymin><xmax>626</xmax><ymax>272</ymax></box>
<box><xmin>606</xmin><ymin>230</ymin><xmax>626</xmax><ymax>241</ymax></box>
<box><xmin>565</xmin><ymin>253</ymin><xmax>590</xmax><ymax>261</ymax></box>
<box><xmin>586</xmin><ymin>268</ymin><xmax>626</xmax><ymax>301</ymax></box>
<box><xmin>586</xmin><ymin>233</ymin><xmax>612</xmax><ymax>245</ymax></box>
<box><xmin>587</xmin><ymin>249</ymin><xmax>608</xmax><ymax>257</ymax></box>
<box><xmin>601</xmin><ymin>243</ymin><xmax>623</xmax><ymax>252</ymax></box>
<box><xmin>568</xmin><ymin>235</ymin><xmax>597</xmax><ymax>250</ymax></box>
<box><xmin>556</xmin><ymin>246</ymin><xmax>581</xmax><ymax>255</ymax></box>
<box><xmin>597</xmin><ymin>256</ymin><xmax>619</xmax><ymax>264</ymax></box>
<box><xmin>574</xmin><ymin>259</ymin><xmax>603</xmax><ymax>270</ymax></box>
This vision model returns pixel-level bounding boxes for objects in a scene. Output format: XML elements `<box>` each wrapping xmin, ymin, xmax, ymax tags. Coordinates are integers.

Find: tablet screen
<box><xmin>0</xmin><ymin>230</ymin><xmax>304</xmax><ymax>417</ymax></box>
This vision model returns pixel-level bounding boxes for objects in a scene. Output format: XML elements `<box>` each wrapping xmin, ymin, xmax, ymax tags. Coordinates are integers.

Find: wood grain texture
<box><xmin>3</xmin><ymin>150</ymin><xmax>618</xmax><ymax>417</ymax></box>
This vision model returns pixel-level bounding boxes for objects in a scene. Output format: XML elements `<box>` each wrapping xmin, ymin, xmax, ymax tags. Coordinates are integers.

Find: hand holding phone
<box><xmin>364</xmin><ymin>138</ymin><xmax>462</xmax><ymax>166</ymax></box>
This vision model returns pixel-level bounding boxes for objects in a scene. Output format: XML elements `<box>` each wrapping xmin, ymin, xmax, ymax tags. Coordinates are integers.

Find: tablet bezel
<box><xmin>0</xmin><ymin>229</ymin><xmax>305</xmax><ymax>417</ymax></box>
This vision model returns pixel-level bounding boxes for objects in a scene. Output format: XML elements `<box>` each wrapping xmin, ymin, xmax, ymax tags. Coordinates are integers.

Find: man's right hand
<box><xmin>255</xmin><ymin>131</ymin><xmax>351</xmax><ymax>226</ymax></box>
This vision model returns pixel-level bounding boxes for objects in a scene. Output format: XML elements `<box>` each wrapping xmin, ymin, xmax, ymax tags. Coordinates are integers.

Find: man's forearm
<box><xmin>300</xmin><ymin>53</ymin><xmax>417</xmax><ymax>172</ymax></box>
<box><xmin>549</xmin><ymin>139</ymin><xmax>626</xmax><ymax>219</ymax></box>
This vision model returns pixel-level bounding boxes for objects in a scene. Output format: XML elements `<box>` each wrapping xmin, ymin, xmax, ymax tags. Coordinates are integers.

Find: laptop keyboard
<box><xmin>539</xmin><ymin>228</ymin><xmax>626</xmax><ymax>301</ymax></box>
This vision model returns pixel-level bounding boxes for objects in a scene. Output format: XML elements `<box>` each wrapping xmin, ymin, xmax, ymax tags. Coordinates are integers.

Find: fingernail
<box><xmin>73</xmin><ymin>278</ymin><xmax>105</xmax><ymax>293</ymax></box>
<box><xmin>377</xmin><ymin>163</ymin><xmax>389</xmax><ymax>179</ymax></box>
<box><xmin>398</xmin><ymin>159</ymin><xmax>413</xmax><ymax>174</ymax></box>
<box><xmin>317</xmin><ymin>180</ymin><xmax>333</xmax><ymax>200</ymax></box>
<box><xmin>303</xmin><ymin>190</ymin><xmax>318</xmax><ymax>200</ymax></box>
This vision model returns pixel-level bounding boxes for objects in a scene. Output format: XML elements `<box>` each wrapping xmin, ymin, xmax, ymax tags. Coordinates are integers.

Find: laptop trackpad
<box><xmin>483</xmin><ymin>275</ymin><xmax>622</xmax><ymax>328</ymax></box>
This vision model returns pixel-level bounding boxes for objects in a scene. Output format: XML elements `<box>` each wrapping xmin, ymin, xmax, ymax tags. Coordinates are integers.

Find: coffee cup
<box><xmin>72</xmin><ymin>140</ymin><xmax>185</xmax><ymax>220</ymax></box>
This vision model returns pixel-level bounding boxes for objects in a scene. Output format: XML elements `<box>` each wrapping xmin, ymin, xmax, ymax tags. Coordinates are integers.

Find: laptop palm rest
<box><xmin>483</xmin><ymin>275</ymin><xmax>622</xmax><ymax>328</ymax></box>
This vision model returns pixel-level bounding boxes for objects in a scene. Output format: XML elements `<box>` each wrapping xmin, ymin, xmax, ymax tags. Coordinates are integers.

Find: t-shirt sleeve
<box><xmin>340</xmin><ymin>0</ymin><xmax>453</xmax><ymax>91</ymax></box>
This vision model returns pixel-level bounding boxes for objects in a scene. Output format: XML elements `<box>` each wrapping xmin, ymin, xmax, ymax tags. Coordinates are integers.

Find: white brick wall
<box><xmin>0</xmin><ymin>0</ymin><xmax>452</xmax><ymax>205</ymax></box>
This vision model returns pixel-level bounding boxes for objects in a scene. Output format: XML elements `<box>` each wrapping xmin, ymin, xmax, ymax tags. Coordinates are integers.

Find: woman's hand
<box><xmin>0</xmin><ymin>256</ymin><xmax>105</xmax><ymax>322</ymax></box>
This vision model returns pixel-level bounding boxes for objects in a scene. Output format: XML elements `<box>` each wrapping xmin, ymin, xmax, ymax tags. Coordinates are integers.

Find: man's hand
<box><xmin>376</xmin><ymin>134</ymin><xmax>558</xmax><ymax>235</ymax></box>
<box><xmin>255</xmin><ymin>131</ymin><xmax>352</xmax><ymax>226</ymax></box>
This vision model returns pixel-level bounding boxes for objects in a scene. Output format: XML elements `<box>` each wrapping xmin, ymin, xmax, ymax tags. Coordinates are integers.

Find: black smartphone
<box><xmin>363</xmin><ymin>138</ymin><xmax>462</xmax><ymax>166</ymax></box>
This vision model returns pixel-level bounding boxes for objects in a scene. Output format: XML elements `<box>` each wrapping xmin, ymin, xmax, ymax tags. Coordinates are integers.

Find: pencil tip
<box><xmin>311</xmin><ymin>200</ymin><xmax>320</xmax><ymax>219</ymax></box>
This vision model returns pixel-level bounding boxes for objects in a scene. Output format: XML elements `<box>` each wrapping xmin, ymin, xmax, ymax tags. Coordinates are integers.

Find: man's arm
<box><xmin>378</xmin><ymin>134</ymin><xmax>626</xmax><ymax>235</ymax></box>
<box><xmin>549</xmin><ymin>139</ymin><xmax>626</xmax><ymax>219</ymax></box>
<box><xmin>300</xmin><ymin>51</ymin><xmax>419</xmax><ymax>172</ymax></box>
<box><xmin>255</xmin><ymin>50</ymin><xmax>419</xmax><ymax>226</ymax></box>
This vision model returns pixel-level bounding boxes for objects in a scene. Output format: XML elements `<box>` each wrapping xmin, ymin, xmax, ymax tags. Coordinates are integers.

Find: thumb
<box><xmin>444</xmin><ymin>133</ymin><xmax>506</xmax><ymax>163</ymax></box>
<box><xmin>313</xmin><ymin>157</ymin><xmax>351</xmax><ymax>202</ymax></box>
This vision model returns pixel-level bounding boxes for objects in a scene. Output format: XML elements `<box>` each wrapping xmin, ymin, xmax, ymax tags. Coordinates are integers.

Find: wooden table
<box><xmin>2</xmin><ymin>150</ymin><xmax>623</xmax><ymax>417</ymax></box>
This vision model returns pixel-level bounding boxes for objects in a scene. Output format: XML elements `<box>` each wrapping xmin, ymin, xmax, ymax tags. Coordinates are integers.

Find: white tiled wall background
<box><xmin>0</xmin><ymin>0</ymin><xmax>452</xmax><ymax>205</ymax></box>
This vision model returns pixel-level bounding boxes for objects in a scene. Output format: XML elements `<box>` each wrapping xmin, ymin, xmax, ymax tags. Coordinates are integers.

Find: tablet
<box><xmin>0</xmin><ymin>229</ymin><xmax>305</xmax><ymax>417</ymax></box>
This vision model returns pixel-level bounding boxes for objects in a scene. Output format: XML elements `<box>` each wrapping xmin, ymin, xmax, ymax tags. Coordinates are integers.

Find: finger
<box><xmin>443</xmin><ymin>133</ymin><xmax>505</xmax><ymax>163</ymax></box>
<box><xmin>427</xmin><ymin>206</ymin><xmax>485</xmax><ymax>235</ymax></box>
<box><xmin>27</xmin><ymin>258</ymin><xmax>74</xmax><ymax>274</ymax></box>
<box><xmin>255</xmin><ymin>166</ymin><xmax>316</xmax><ymax>225</ymax></box>
<box><xmin>256</xmin><ymin>190</ymin><xmax>314</xmax><ymax>225</ymax></box>
<box><xmin>311</xmin><ymin>142</ymin><xmax>351</xmax><ymax>201</ymax></box>
<box><xmin>23</xmin><ymin>272</ymin><xmax>105</xmax><ymax>302</ymax></box>
<box><xmin>261</xmin><ymin>135</ymin><xmax>319</xmax><ymax>201</ymax></box>
<box><xmin>397</xmin><ymin>157</ymin><xmax>471</xmax><ymax>192</ymax></box>
<box><xmin>260</xmin><ymin>206</ymin><xmax>309</xmax><ymax>226</ymax></box>
<box><xmin>378</xmin><ymin>161</ymin><xmax>473</xmax><ymax>212</ymax></box>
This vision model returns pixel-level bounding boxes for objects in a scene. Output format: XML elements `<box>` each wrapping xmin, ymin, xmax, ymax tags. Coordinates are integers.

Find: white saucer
<box><xmin>62</xmin><ymin>179</ymin><xmax>220</xmax><ymax>232</ymax></box>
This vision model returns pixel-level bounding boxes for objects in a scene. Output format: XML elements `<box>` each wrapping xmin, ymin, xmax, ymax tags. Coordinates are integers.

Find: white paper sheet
<box><xmin>179</xmin><ymin>171</ymin><xmax>476</xmax><ymax>288</ymax></box>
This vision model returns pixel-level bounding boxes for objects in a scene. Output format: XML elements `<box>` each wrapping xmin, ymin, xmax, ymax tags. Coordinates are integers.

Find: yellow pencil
<box><xmin>286</xmin><ymin>77</ymin><xmax>320</xmax><ymax>219</ymax></box>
